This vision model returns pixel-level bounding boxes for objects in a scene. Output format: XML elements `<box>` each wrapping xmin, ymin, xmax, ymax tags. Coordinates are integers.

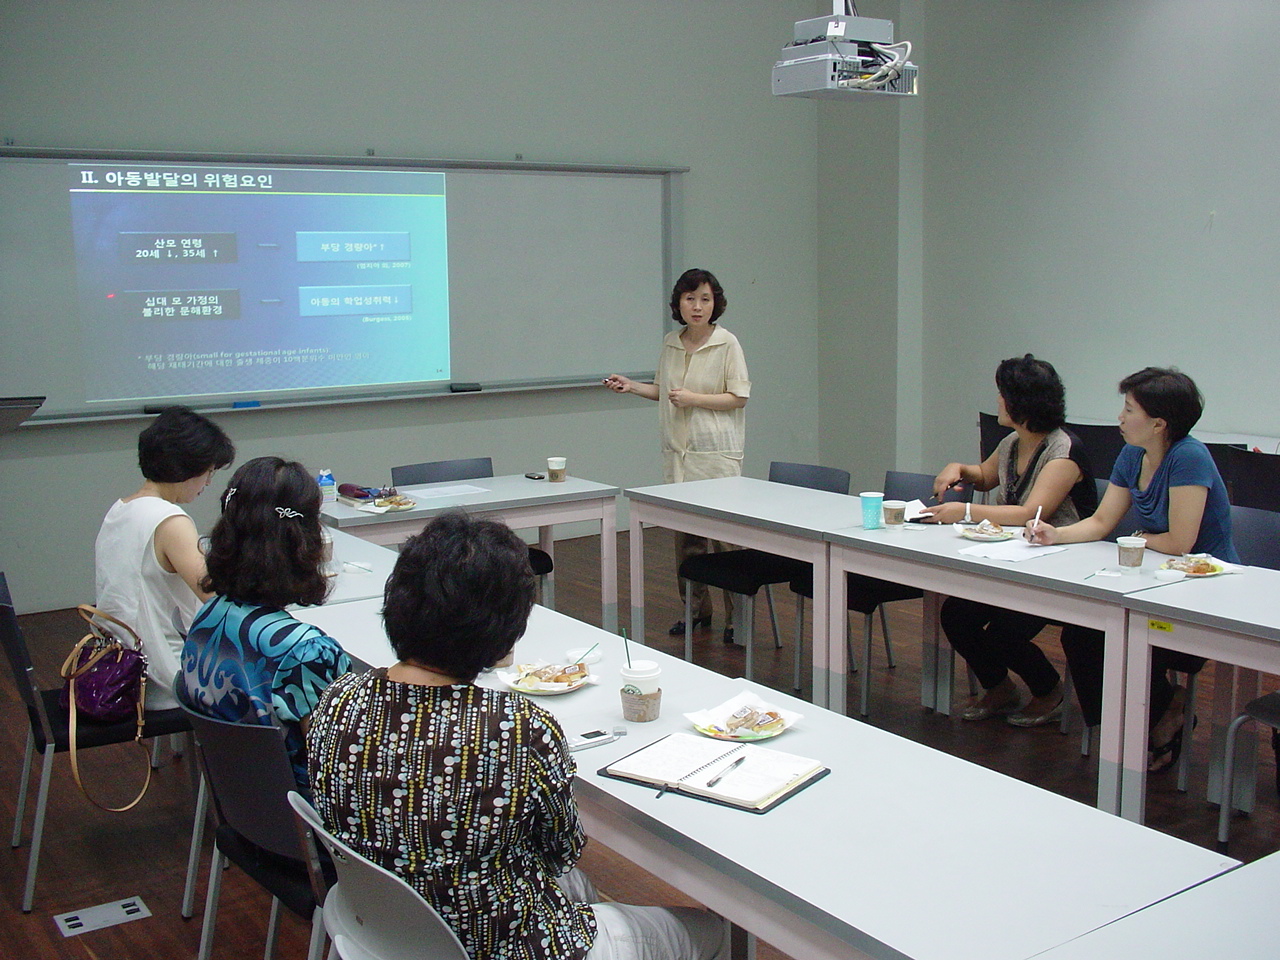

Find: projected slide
<box><xmin>68</xmin><ymin>163</ymin><xmax>450</xmax><ymax>403</ymax></box>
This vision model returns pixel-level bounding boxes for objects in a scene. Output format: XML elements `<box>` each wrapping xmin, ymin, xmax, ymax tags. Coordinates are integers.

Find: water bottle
<box><xmin>317</xmin><ymin>468</ymin><xmax>336</xmax><ymax>503</ymax></box>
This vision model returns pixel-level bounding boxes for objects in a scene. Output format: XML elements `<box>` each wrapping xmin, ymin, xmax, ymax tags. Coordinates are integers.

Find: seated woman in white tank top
<box><xmin>94</xmin><ymin>407</ymin><xmax>234</xmax><ymax>709</ymax></box>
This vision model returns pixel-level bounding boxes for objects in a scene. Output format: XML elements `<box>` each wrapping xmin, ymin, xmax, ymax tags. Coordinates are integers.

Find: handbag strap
<box><xmin>65</xmin><ymin>668</ymin><xmax>152</xmax><ymax>812</ymax></box>
<box><xmin>64</xmin><ymin>606</ymin><xmax>153</xmax><ymax>812</ymax></box>
<box><xmin>77</xmin><ymin>604</ymin><xmax>144</xmax><ymax>649</ymax></box>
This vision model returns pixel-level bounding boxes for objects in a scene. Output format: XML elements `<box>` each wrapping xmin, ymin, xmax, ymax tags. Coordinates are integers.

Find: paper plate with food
<box><xmin>954</xmin><ymin>519</ymin><xmax>1015</xmax><ymax>542</ymax></box>
<box><xmin>1160</xmin><ymin>555</ymin><xmax>1232</xmax><ymax>578</ymax></box>
<box><xmin>497</xmin><ymin>661</ymin><xmax>594</xmax><ymax>695</ymax></box>
<box><xmin>685</xmin><ymin>691</ymin><xmax>803</xmax><ymax>741</ymax></box>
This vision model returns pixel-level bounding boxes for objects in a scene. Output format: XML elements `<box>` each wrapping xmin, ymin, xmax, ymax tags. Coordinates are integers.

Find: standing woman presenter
<box><xmin>605</xmin><ymin>268</ymin><xmax>750</xmax><ymax>642</ymax></box>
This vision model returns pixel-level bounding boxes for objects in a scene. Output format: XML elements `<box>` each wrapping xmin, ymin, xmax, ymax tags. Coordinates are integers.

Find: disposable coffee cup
<box><xmin>547</xmin><ymin>456</ymin><xmax>567</xmax><ymax>483</ymax></box>
<box><xmin>620</xmin><ymin>659</ymin><xmax>660</xmax><ymax>694</ymax></box>
<box><xmin>620</xmin><ymin>659</ymin><xmax>662</xmax><ymax>721</ymax></box>
<box><xmin>860</xmin><ymin>492</ymin><xmax>884</xmax><ymax>530</ymax></box>
<box><xmin>883</xmin><ymin>499</ymin><xmax>907</xmax><ymax>528</ymax></box>
<box><xmin>1117</xmin><ymin>536</ymin><xmax>1146</xmax><ymax>574</ymax></box>
<box><xmin>320</xmin><ymin>529</ymin><xmax>339</xmax><ymax>577</ymax></box>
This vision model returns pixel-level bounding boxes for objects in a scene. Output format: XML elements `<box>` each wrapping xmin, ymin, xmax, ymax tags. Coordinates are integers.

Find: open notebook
<box><xmin>599</xmin><ymin>732</ymin><xmax>828</xmax><ymax>813</ymax></box>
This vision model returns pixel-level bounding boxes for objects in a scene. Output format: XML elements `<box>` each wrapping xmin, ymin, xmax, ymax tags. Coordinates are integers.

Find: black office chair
<box><xmin>1063</xmin><ymin>421</ymin><xmax>1126</xmax><ymax>486</ymax></box>
<box><xmin>1215</xmin><ymin>505</ymin><xmax>1280</xmax><ymax>851</ymax></box>
<box><xmin>1216</xmin><ymin>446</ymin><xmax>1280</xmax><ymax>511</ymax></box>
<box><xmin>390</xmin><ymin>458</ymin><xmax>555</xmax><ymax>590</ymax></box>
<box><xmin>1204</xmin><ymin>442</ymin><xmax>1245</xmax><ymax>504</ymax></box>
<box><xmin>0</xmin><ymin>573</ymin><xmax>195</xmax><ymax>912</ymax></box>
<box><xmin>788</xmin><ymin>471</ymin><xmax>965</xmax><ymax>716</ymax></box>
<box><xmin>677</xmin><ymin>462</ymin><xmax>850</xmax><ymax>683</ymax></box>
<box><xmin>978</xmin><ymin>411</ymin><xmax>1011</xmax><ymax>461</ymax></box>
<box><xmin>178</xmin><ymin>687</ymin><xmax>329</xmax><ymax>960</ymax></box>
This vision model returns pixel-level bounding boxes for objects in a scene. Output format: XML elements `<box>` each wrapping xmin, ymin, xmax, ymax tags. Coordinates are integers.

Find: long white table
<box><xmin>294</xmin><ymin>598</ymin><xmax>1237</xmax><ymax>960</ymax></box>
<box><xmin>1032</xmin><ymin>851</ymin><xmax>1280</xmax><ymax>959</ymax></box>
<box><xmin>824</xmin><ymin>522</ymin><xmax>1185</xmax><ymax>815</ymax></box>
<box><xmin>321</xmin><ymin>474</ymin><xmax>620</xmax><ymax>631</ymax></box>
<box><xmin>1124</xmin><ymin>568</ymin><xmax>1280</xmax><ymax>821</ymax></box>
<box><xmin>321</xmin><ymin>527</ymin><xmax>399</xmax><ymax>604</ymax></box>
<box><xmin>626</xmin><ymin>477</ymin><xmax>863</xmax><ymax>708</ymax></box>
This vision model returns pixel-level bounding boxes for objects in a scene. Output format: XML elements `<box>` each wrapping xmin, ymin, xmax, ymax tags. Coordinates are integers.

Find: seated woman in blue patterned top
<box><xmin>181</xmin><ymin>456</ymin><xmax>351</xmax><ymax>791</ymax></box>
<box><xmin>307</xmin><ymin>512</ymin><xmax>726</xmax><ymax>960</ymax></box>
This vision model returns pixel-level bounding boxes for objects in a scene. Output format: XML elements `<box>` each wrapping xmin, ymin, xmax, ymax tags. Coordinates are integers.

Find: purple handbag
<box><xmin>58</xmin><ymin>605</ymin><xmax>152</xmax><ymax>811</ymax></box>
<box><xmin>60</xmin><ymin>606</ymin><xmax>148</xmax><ymax>724</ymax></box>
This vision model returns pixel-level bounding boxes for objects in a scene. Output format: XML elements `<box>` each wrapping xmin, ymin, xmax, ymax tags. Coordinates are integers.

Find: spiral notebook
<box><xmin>599</xmin><ymin>732</ymin><xmax>828</xmax><ymax>813</ymax></box>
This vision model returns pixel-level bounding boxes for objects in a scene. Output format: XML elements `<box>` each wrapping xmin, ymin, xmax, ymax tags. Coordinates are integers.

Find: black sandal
<box><xmin>1148</xmin><ymin>715</ymin><xmax>1198</xmax><ymax>774</ymax></box>
<box><xmin>668</xmin><ymin>615</ymin><xmax>711</xmax><ymax>636</ymax></box>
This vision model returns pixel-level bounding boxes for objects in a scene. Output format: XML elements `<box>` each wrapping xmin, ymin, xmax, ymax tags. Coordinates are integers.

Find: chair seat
<box><xmin>27</xmin><ymin>688</ymin><xmax>190</xmax><ymax>753</ymax></box>
<box><xmin>789</xmin><ymin>572</ymin><xmax>923</xmax><ymax>614</ymax></box>
<box><xmin>1244</xmin><ymin>692</ymin><xmax>1280</xmax><ymax>728</ymax></box>
<box><xmin>527</xmin><ymin>548</ymin><xmax>553</xmax><ymax>577</ymax></box>
<box><xmin>213</xmin><ymin>823</ymin><xmax>318</xmax><ymax>920</ymax></box>
<box><xmin>679</xmin><ymin>549</ymin><xmax>810</xmax><ymax>597</ymax></box>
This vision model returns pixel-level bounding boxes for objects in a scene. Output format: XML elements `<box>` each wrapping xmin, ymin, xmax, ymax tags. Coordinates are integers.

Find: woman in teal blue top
<box><xmin>1027</xmin><ymin>367</ymin><xmax>1236</xmax><ymax>771</ymax></box>
<box><xmin>181</xmin><ymin>456</ymin><xmax>351</xmax><ymax>790</ymax></box>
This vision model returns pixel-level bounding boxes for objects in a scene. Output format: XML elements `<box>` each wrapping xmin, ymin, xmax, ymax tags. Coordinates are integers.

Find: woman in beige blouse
<box><xmin>605</xmin><ymin>268</ymin><xmax>750</xmax><ymax>641</ymax></box>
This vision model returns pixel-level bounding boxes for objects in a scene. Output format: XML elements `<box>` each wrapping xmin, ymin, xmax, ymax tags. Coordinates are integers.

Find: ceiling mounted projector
<box><xmin>772</xmin><ymin>3</ymin><xmax>917</xmax><ymax>100</ymax></box>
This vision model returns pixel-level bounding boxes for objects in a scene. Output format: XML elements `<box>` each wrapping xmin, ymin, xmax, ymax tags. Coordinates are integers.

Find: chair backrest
<box><xmin>978</xmin><ymin>411</ymin><xmax>1012</xmax><ymax>461</ymax></box>
<box><xmin>768</xmin><ymin>461</ymin><xmax>850</xmax><ymax>495</ymax></box>
<box><xmin>1230</xmin><ymin>505</ymin><xmax>1280</xmax><ymax>570</ymax></box>
<box><xmin>288</xmin><ymin>792</ymin><xmax>469</xmax><ymax>960</ymax></box>
<box><xmin>177</xmin><ymin>690</ymin><xmax>307</xmax><ymax>862</ymax></box>
<box><xmin>1095</xmin><ymin>478</ymin><xmax>1144</xmax><ymax>543</ymax></box>
<box><xmin>0</xmin><ymin>573</ymin><xmax>54</xmax><ymax>734</ymax></box>
<box><xmin>391</xmin><ymin>458</ymin><xmax>494</xmax><ymax>487</ymax></box>
<box><xmin>1063</xmin><ymin>421</ymin><xmax>1126</xmax><ymax>485</ymax></box>
<box><xmin>1204</xmin><ymin>442</ymin><xmax>1245</xmax><ymax>504</ymax></box>
<box><xmin>1218</xmin><ymin>446</ymin><xmax>1280</xmax><ymax>511</ymax></box>
<box><xmin>883</xmin><ymin>470</ymin><xmax>971</xmax><ymax>504</ymax></box>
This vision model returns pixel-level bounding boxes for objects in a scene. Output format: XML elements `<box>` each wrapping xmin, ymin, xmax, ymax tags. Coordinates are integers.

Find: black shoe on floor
<box><xmin>668</xmin><ymin>615</ymin><xmax>711</xmax><ymax>636</ymax></box>
<box><xmin>722</xmin><ymin>627</ymin><xmax>736</xmax><ymax>645</ymax></box>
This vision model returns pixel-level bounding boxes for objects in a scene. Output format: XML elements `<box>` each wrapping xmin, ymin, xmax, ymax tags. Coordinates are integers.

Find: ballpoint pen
<box><xmin>1026</xmin><ymin>505</ymin><xmax>1042</xmax><ymax>542</ymax></box>
<box><xmin>706</xmin><ymin>755</ymin><xmax>746</xmax><ymax>788</ymax></box>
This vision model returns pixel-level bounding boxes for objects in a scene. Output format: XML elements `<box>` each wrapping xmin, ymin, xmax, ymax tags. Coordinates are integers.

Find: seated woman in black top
<box><xmin>922</xmin><ymin>355</ymin><xmax>1096</xmax><ymax>726</ymax></box>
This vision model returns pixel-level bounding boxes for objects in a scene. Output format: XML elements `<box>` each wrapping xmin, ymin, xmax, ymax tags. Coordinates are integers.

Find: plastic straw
<box><xmin>622</xmin><ymin>628</ymin><xmax>632</xmax><ymax>668</ymax></box>
<box><xmin>579</xmin><ymin>641</ymin><xmax>600</xmax><ymax>663</ymax></box>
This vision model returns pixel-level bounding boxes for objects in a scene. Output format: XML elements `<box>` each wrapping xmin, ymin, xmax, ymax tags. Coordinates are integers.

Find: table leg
<box><xmin>629</xmin><ymin>511</ymin><xmax>646</xmax><ymax>644</ymax></box>
<box><xmin>600</xmin><ymin>499</ymin><xmax>618</xmax><ymax>634</ymax></box>
<box><xmin>821</xmin><ymin>545</ymin><xmax>844</xmax><ymax>713</ymax></box>
<box><xmin>919</xmin><ymin>592</ymin><xmax>952</xmax><ymax>715</ymax></box>
<box><xmin>1109</xmin><ymin>609</ymin><xmax>1140</xmax><ymax>820</ymax></box>
<box><xmin>538</xmin><ymin>525</ymin><xmax>556</xmax><ymax>611</ymax></box>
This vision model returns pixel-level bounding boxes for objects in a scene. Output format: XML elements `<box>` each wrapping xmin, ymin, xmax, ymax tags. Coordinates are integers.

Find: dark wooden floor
<box><xmin>4</xmin><ymin>532</ymin><xmax>1278</xmax><ymax>959</ymax></box>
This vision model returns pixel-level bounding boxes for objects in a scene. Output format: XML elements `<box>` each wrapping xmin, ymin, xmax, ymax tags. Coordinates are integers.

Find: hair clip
<box><xmin>224</xmin><ymin>487</ymin><xmax>236</xmax><ymax>504</ymax></box>
<box><xmin>275</xmin><ymin>506</ymin><xmax>303</xmax><ymax>519</ymax></box>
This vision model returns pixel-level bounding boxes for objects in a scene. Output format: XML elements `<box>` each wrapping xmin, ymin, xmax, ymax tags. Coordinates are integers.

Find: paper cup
<box><xmin>547</xmin><ymin>456</ymin><xmax>567</xmax><ymax>482</ymax></box>
<box><xmin>883</xmin><ymin>499</ymin><xmax>907</xmax><ymax>527</ymax></box>
<box><xmin>860</xmin><ymin>492</ymin><xmax>884</xmax><ymax>530</ymax></box>
<box><xmin>1117</xmin><ymin>536</ymin><xmax>1146</xmax><ymax>574</ymax></box>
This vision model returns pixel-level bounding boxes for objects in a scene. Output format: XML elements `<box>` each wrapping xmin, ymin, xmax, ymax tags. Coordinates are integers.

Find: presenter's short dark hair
<box><xmin>138</xmin><ymin>406</ymin><xmax>235</xmax><ymax>483</ymax></box>
<box><xmin>995</xmin><ymin>354</ymin><xmax>1066</xmax><ymax>435</ymax></box>
<box><xmin>382</xmin><ymin>512</ymin><xmax>536</xmax><ymax>682</ymax></box>
<box><xmin>201</xmin><ymin>456</ymin><xmax>328</xmax><ymax>607</ymax></box>
<box><xmin>1119</xmin><ymin>367</ymin><xmax>1203</xmax><ymax>443</ymax></box>
<box><xmin>669</xmin><ymin>268</ymin><xmax>727</xmax><ymax>325</ymax></box>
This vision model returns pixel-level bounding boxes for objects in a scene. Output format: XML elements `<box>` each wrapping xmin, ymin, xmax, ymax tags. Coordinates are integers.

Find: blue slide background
<box><xmin>69</xmin><ymin>165</ymin><xmax>450</xmax><ymax>403</ymax></box>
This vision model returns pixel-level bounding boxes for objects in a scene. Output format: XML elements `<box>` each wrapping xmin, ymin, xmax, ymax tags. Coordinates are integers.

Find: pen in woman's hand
<box><xmin>1025</xmin><ymin>506</ymin><xmax>1043</xmax><ymax>543</ymax></box>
